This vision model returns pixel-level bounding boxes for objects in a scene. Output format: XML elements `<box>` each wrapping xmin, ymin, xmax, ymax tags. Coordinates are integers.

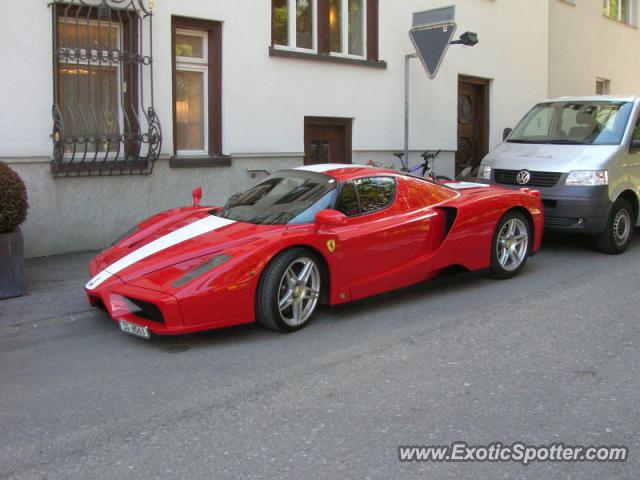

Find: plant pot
<box><xmin>0</xmin><ymin>228</ymin><xmax>25</xmax><ymax>299</ymax></box>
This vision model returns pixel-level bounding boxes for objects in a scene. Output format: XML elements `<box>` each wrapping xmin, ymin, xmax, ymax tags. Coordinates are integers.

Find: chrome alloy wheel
<box><xmin>496</xmin><ymin>218</ymin><xmax>529</xmax><ymax>272</ymax></box>
<box><xmin>277</xmin><ymin>257</ymin><xmax>321</xmax><ymax>327</ymax></box>
<box><xmin>613</xmin><ymin>207</ymin><xmax>632</xmax><ymax>247</ymax></box>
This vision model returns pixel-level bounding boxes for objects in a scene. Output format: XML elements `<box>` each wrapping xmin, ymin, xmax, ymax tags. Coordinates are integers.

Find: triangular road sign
<box><xmin>409</xmin><ymin>22</ymin><xmax>457</xmax><ymax>79</ymax></box>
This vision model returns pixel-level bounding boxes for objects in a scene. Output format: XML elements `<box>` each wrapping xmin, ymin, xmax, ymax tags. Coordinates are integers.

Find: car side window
<box><xmin>356</xmin><ymin>177</ymin><xmax>395</xmax><ymax>213</ymax></box>
<box><xmin>336</xmin><ymin>177</ymin><xmax>396</xmax><ymax>216</ymax></box>
<box><xmin>336</xmin><ymin>182</ymin><xmax>359</xmax><ymax>216</ymax></box>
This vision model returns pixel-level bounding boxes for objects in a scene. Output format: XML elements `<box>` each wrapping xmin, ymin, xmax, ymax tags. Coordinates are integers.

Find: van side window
<box><xmin>633</xmin><ymin>116</ymin><xmax>640</xmax><ymax>143</ymax></box>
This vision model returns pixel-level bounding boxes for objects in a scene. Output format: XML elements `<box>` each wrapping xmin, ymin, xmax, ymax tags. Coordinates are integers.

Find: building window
<box><xmin>51</xmin><ymin>0</ymin><xmax>161</xmax><ymax>176</ymax></box>
<box><xmin>329</xmin><ymin>0</ymin><xmax>366</xmax><ymax>57</ymax></box>
<box><xmin>596</xmin><ymin>78</ymin><xmax>611</xmax><ymax>95</ymax></box>
<box><xmin>171</xmin><ymin>17</ymin><xmax>223</xmax><ymax>159</ymax></box>
<box><xmin>272</xmin><ymin>0</ymin><xmax>379</xmax><ymax>61</ymax></box>
<box><xmin>328</xmin><ymin>0</ymin><xmax>365</xmax><ymax>56</ymax></box>
<box><xmin>57</xmin><ymin>18</ymin><xmax>122</xmax><ymax>155</ymax></box>
<box><xmin>272</xmin><ymin>0</ymin><xmax>316</xmax><ymax>51</ymax></box>
<box><xmin>603</xmin><ymin>0</ymin><xmax>636</xmax><ymax>24</ymax></box>
<box><xmin>175</xmin><ymin>29</ymin><xmax>209</xmax><ymax>154</ymax></box>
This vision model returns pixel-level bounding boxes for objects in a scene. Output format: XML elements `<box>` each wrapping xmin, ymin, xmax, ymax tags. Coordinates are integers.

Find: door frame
<box><xmin>457</xmin><ymin>75</ymin><xmax>490</xmax><ymax>174</ymax></box>
<box><xmin>304</xmin><ymin>116</ymin><xmax>353</xmax><ymax>165</ymax></box>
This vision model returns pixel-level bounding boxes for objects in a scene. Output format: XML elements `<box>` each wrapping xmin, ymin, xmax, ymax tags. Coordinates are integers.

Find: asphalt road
<box><xmin>1</xmin><ymin>233</ymin><xmax>639</xmax><ymax>480</ymax></box>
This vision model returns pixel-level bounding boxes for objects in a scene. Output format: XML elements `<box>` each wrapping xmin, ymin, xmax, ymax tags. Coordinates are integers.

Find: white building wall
<box><xmin>549</xmin><ymin>0</ymin><xmax>640</xmax><ymax>98</ymax></box>
<box><xmin>1</xmin><ymin>0</ymin><xmax>549</xmax><ymax>257</ymax></box>
<box><xmin>404</xmin><ymin>0</ymin><xmax>549</xmax><ymax>153</ymax></box>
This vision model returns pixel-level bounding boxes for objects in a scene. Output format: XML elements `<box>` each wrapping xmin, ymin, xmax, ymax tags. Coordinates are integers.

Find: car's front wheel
<box><xmin>595</xmin><ymin>199</ymin><xmax>634</xmax><ymax>254</ymax></box>
<box><xmin>490</xmin><ymin>211</ymin><xmax>530</xmax><ymax>279</ymax></box>
<box><xmin>256</xmin><ymin>248</ymin><xmax>322</xmax><ymax>332</ymax></box>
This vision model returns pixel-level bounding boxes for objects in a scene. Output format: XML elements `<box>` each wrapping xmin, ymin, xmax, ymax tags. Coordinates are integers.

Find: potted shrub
<box><xmin>0</xmin><ymin>162</ymin><xmax>29</xmax><ymax>298</ymax></box>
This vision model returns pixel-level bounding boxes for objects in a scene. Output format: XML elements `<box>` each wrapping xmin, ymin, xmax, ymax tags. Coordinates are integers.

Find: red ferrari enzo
<box><xmin>86</xmin><ymin>164</ymin><xmax>543</xmax><ymax>338</ymax></box>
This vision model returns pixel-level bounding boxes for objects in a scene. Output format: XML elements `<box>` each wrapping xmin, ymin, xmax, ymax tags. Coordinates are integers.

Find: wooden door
<box><xmin>456</xmin><ymin>77</ymin><xmax>489</xmax><ymax>177</ymax></box>
<box><xmin>304</xmin><ymin>117</ymin><xmax>352</xmax><ymax>165</ymax></box>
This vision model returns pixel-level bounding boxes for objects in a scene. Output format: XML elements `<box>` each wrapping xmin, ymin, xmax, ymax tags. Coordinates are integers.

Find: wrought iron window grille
<box><xmin>50</xmin><ymin>0</ymin><xmax>161</xmax><ymax>177</ymax></box>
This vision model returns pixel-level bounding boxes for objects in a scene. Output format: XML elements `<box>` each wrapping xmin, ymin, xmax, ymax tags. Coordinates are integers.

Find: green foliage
<box><xmin>0</xmin><ymin>162</ymin><xmax>28</xmax><ymax>233</ymax></box>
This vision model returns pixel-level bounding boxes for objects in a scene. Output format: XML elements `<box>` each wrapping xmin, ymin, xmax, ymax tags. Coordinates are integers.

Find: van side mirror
<box><xmin>631</xmin><ymin>138</ymin><xmax>640</xmax><ymax>151</ymax></box>
<box><xmin>315</xmin><ymin>209</ymin><xmax>347</xmax><ymax>226</ymax></box>
<box><xmin>503</xmin><ymin>128</ymin><xmax>513</xmax><ymax>141</ymax></box>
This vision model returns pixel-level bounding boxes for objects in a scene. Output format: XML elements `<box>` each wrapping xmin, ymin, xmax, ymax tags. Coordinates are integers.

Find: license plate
<box><xmin>119</xmin><ymin>320</ymin><xmax>150</xmax><ymax>339</ymax></box>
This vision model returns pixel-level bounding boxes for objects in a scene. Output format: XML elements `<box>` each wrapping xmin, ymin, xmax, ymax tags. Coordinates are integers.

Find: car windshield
<box><xmin>508</xmin><ymin>101</ymin><xmax>633</xmax><ymax>146</ymax></box>
<box><xmin>215</xmin><ymin>171</ymin><xmax>337</xmax><ymax>225</ymax></box>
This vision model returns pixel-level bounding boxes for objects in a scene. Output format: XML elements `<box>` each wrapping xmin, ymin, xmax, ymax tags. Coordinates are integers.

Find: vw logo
<box><xmin>516</xmin><ymin>170</ymin><xmax>531</xmax><ymax>185</ymax></box>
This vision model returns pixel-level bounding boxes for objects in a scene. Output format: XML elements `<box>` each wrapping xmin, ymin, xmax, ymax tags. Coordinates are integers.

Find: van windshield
<box><xmin>508</xmin><ymin>101</ymin><xmax>633</xmax><ymax>146</ymax></box>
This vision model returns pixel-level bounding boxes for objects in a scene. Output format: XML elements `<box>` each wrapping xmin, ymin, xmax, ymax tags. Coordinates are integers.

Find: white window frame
<box><xmin>273</xmin><ymin>0</ymin><xmax>318</xmax><ymax>53</ymax></box>
<box><xmin>58</xmin><ymin>18</ymin><xmax>123</xmax><ymax>156</ymax></box>
<box><xmin>175</xmin><ymin>28</ymin><xmax>209</xmax><ymax>156</ymax></box>
<box><xmin>596</xmin><ymin>77</ymin><xmax>611</xmax><ymax>95</ymax></box>
<box><xmin>603</xmin><ymin>0</ymin><xmax>637</xmax><ymax>25</ymax></box>
<box><xmin>330</xmin><ymin>0</ymin><xmax>367</xmax><ymax>59</ymax></box>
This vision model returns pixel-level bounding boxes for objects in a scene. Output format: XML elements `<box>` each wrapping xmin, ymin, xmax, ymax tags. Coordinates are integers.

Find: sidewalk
<box><xmin>0</xmin><ymin>251</ymin><xmax>97</xmax><ymax>333</ymax></box>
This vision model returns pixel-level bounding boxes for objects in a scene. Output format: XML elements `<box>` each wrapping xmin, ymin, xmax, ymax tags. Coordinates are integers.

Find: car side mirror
<box><xmin>631</xmin><ymin>139</ymin><xmax>640</xmax><ymax>151</ymax></box>
<box><xmin>315</xmin><ymin>209</ymin><xmax>347</xmax><ymax>226</ymax></box>
<box><xmin>503</xmin><ymin>128</ymin><xmax>513</xmax><ymax>141</ymax></box>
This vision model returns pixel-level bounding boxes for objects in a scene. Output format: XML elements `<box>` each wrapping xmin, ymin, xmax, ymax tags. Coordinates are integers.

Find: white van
<box><xmin>478</xmin><ymin>96</ymin><xmax>640</xmax><ymax>254</ymax></box>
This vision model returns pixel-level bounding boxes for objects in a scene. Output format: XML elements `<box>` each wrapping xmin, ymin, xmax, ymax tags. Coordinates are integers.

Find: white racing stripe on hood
<box><xmin>85</xmin><ymin>215</ymin><xmax>236</xmax><ymax>290</ymax></box>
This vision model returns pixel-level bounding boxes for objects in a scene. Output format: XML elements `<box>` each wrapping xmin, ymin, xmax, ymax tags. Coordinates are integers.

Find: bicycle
<box><xmin>392</xmin><ymin>150</ymin><xmax>452</xmax><ymax>182</ymax></box>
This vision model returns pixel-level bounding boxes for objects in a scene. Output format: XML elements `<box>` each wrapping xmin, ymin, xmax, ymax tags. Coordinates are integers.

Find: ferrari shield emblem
<box><xmin>326</xmin><ymin>239</ymin><xmax>336</xmax><ymax>253</ymax></box>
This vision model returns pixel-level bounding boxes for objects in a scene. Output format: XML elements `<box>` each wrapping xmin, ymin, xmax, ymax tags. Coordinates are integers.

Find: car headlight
<box><xmin>565</xmin><ymin>170</ymin><xmax>608</xmax><ymax>186</ymax></box>
<box><xmin>478</xmin><ymin>165</ymin><xmax>492</xmax><ymax>180</ymax></box>
<box><xmin>172</xmin><ymin>254</ymin><xmax>232</xmax><ymax>288</ymax></box>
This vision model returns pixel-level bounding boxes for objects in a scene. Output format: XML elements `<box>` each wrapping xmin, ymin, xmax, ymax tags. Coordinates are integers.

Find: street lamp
<box><xmin>450</xmin><ymin>31</ymin><xmax>479</xmax><ymax>46</ymax></box>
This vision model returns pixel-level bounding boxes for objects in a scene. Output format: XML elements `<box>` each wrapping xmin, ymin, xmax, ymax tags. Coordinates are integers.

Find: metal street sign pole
<box><xmin>404</xmin><ymin>6</ymin><xmax>458</xmax><ymax>172</ymax></box>
<box><xmin>404</xmin><ymin>53</ymin><xmax>418</xmax><ymax>171</ymax></box>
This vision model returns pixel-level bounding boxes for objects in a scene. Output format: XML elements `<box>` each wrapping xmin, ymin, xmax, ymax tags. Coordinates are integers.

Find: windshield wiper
<box><xmin>508</xmin><ymin>139</ymin><xmax>588</xmax><ymax>145</ymax></box>
<box><xmin>545</xmin><ymin>139</ymin><xmax>588</xmax><ymax>145</ymax></box>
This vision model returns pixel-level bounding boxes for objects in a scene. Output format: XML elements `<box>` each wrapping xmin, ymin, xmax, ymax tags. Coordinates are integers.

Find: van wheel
<box><xmin>595</xmin><ymin>199</ymin><xmax>634</xmax><ymax>254</ymax></box>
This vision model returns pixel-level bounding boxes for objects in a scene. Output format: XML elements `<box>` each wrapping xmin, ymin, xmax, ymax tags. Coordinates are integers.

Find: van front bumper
<box><xmin>541</xmin><ymin>186</ymin><xmax>611</xmax><ymax>233</ymax></box>
<box><xmin>479</xmin><ymin>178</ymin><xmax>611</xmax><ymax>234</ymax></box>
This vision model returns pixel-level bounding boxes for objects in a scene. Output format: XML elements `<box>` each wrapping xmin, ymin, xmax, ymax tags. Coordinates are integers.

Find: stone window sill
<box><xmin>269</xmin><ymin>47</ymin><xmax>387</xmax><ymax>69</ymax></box>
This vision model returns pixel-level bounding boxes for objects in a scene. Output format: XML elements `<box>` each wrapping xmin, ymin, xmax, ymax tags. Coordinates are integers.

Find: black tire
<box><xmin>489</xmin><ymin>210</ymin><xmax>531</xmax><ymax>279</ymax></box>
<box><xmin>595</xmin><ymin>198</ymin><xmax>634</xmax><ymax>254</ymax></box>
<box><xmin>255</xmin><ymin>248</ymin><xmax>323</xmax><ymax>333</ymax></box>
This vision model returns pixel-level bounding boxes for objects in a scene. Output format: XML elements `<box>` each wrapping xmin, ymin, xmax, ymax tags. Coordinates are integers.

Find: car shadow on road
<box><xmin>140</xmin><ymin>267</ymin><xmax>489</xmax><ymax>353</ymax></box>
<box><xmin>129</xmin><ymin>227</ymin><xmax>640</xmax><ymax>351</ymax></box>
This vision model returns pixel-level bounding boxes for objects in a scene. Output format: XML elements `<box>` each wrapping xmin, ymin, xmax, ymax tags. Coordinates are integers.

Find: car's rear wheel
<box><xmin>256</xmin><ymin>248</ymin><xmax>322</xmax><ymax>332</ymax></box>
<box><xmin>490</xmin><ymin>211</ymin><xmax>530</xmax><ymax>279</ymax></box>
<box><xmin>595</xmin><ymin>199</ymin><xmax>634</xmax><ymax>254</ymax></box>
